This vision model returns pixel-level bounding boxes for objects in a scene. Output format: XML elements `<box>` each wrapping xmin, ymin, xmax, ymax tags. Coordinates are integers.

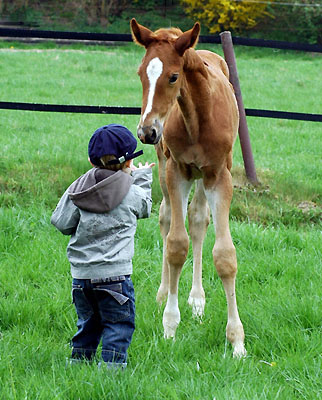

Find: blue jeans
<box><xmin>71</xmin><ymin>275</ymin><xmax>135</xmax><ymax>365</ymax></box>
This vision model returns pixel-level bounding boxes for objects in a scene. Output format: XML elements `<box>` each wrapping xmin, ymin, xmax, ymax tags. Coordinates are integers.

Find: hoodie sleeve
<box><xmin>132</xmin><ymin>168</ymin><xmax>153</xmax><ymax>190</ymax></box>
<box><xmin>51</xmin><ymin>190</ymin><xmax>80</xmax><ymax>235</ymax></box>
<box><xmin>131</xmin><ymin>168</ymin><xmax>153</xmax><ymax>219</ymax></box>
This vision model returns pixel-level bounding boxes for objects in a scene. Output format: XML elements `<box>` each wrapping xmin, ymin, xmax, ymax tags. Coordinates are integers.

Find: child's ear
<box><xmin>125</xmin><ymin>159</ymin><xmax>132</xmax><ymax>168</ymax></box>
<box><xmin>88</xmin><ymin>157</ymin><xmax>95</xmax><ymax>167</ymax></box>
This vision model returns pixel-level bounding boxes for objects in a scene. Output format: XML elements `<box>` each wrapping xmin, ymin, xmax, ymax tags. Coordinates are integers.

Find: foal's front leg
<box><xmin>156</xmin><ymin>143</ymin><xmax>171</xmax><ymax>304</ymax></box>
<box><xmin>163</xmin><ymin>159</ymin><xmax>192</xmax><ymax>338</ymax></box>
<box><xmin>156</xmin><ymin>197</ymin><xmax>171</xmax><ymax>304</ymax></box>
<box><xmin>155</xmin><ymin>140</ymin><xmax>171</xmax><ymax>305</ymax></box>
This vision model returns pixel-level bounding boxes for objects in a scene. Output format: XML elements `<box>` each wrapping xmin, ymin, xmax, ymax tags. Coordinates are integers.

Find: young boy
<box><xmin>51</xmin><ymin>124</ymin><xmax>154</xmax><ymax>369</ymax></box>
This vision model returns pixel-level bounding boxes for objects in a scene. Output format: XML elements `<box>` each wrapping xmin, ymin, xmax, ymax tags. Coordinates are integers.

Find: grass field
<box><xmin>0</xmin><ymin>39</ymin><xmax>321</xmax><ymax>399</ymax></box>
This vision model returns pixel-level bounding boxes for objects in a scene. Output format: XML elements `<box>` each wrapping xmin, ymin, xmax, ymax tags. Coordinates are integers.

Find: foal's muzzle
<box><xmin>137</xmin><ymin>120</ymin><xmax>163</xmax><ymax>145</ymax></box>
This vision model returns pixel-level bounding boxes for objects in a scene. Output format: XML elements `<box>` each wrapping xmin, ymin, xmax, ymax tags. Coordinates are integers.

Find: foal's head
<box><xmin>131</xmin><ymin>18</ymin><xmax>200</xmax><ymax>145</ymax></box>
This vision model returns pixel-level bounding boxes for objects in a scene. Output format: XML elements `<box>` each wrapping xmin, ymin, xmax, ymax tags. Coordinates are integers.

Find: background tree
<box><xmin>0</xmin><ymin>0</ymin><xmax>129</xmax><ymax>27</ymax></box>
<box><xmin>181</xmin><ymin>0</ymin><xmax>321</xmax><ymax>43</ymax></box>
<box><xmin>181</xmin><ymin>0</ymin><xmax>272</xmax><ymax>34</ymax></box>
<box><xmin>1</xmin><ymin>0</ymin><xmax>320</xmax><ymax>42</ymax></box>
<box><xmin>266</xmin><ymin>0</ymin><xmax>321</xmax><ymax>44</ymax></box>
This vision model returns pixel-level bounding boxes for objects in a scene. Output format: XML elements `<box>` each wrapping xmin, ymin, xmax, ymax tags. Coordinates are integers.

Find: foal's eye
<box><xmin>169</xmin><ymin>74</ymin><xmax>179</xmax><ymax>84</ymax></box>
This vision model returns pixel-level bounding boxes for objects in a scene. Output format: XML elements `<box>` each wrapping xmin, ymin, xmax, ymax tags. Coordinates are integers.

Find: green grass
<box><xmin>0</xmin><ymin>41</ymin><xmax>321</xmax><ymax>399</ymax></box>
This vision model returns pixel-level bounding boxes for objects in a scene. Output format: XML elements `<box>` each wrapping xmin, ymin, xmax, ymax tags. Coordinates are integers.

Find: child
<box><xmin>51</xmin><ymin>123</ymin><xmax>154</xmax><ymax>369</ymax></box>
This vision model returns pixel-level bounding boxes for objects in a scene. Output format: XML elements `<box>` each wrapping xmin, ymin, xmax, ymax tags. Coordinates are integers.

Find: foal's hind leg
<box><xmin>188</xmin><ymin>180</ymin><xmax>210</xmax><ymax>318</ymax></box>
<box><xmin>204</xmin><ymin>168</ymin><xmax>246</xmax><ymax>358</ymax></box>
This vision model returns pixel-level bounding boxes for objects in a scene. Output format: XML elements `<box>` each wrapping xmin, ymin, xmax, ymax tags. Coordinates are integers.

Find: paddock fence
<box><xmin>0</xmin><ymin>27</ymin><xmax>321</xmax><ymax>123</ymax></box>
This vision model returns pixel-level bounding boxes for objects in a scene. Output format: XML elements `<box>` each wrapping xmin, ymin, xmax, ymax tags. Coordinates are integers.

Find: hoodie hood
<box><xmin>68</xmin><ymin>168</ymin><xmax>133</xmax><ymax>213</ymax></box>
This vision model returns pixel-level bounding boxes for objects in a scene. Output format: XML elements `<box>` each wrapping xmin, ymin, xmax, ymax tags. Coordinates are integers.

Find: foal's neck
<box><xmin>177</xmin><ymin>49</ymin><xmax>210</xmax><ymax>144</ymax></box>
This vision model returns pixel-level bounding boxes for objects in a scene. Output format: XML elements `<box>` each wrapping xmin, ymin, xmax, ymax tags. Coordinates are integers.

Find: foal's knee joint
<box><xmin>213</xmin><ymin>246</ymin><xmax>237</xmax><ymax>278</ymax></box>
<box><xmin>166</xmin><ymin>234</ymin><xmax>189</xmax><ymax>266</ymax></box>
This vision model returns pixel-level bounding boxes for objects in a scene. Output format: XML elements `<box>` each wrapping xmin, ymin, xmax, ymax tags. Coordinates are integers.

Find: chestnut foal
<box><xmin>131</xmin><ymin>18</ymin><xmax>246</xmax><ymax>357</ymax></box>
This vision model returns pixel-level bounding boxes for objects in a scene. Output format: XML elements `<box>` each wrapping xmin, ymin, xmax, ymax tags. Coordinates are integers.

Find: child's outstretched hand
<box><xmin>130</xmin><ymin>161</ymin><xmax>156</xmax><ymax>171</ymax></box>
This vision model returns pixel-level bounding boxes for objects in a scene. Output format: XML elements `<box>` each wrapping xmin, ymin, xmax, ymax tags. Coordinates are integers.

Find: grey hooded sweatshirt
<box><xmin>51</xmin><ymin>167</ymin><xmax>152</xmax><ymax>279</ymax></box>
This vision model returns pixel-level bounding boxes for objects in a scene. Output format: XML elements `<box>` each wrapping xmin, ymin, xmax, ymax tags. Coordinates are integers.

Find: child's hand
<box><xmin>130</xmin><ymin>161</ymin><xmax>156</xmax><ymax>171</ymax></box>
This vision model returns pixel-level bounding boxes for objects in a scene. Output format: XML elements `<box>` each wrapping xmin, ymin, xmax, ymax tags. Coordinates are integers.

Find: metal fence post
<box><xmin>220</xmin><ymin>31</ymin><xmax>259</xmax><ymax>184</ymax></box>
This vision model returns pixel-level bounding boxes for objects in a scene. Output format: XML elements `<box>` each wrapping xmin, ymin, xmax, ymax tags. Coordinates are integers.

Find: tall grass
<box><xmin>0</xmin><ymin>41</ymin><xmax>321</xmax><ymax>399</ymax></box>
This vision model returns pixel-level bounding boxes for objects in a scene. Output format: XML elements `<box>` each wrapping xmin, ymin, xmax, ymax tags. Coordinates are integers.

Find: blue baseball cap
<box><xmin>88</xmin><ymin>124</ymin><xmax>143</xmax><ymax>166</ymax></box>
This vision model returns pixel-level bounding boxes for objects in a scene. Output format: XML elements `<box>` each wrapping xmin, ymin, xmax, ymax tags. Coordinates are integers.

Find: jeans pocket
<box><xmin>72</xmin><ymin>287</ymin><xmax>94</xmax><ymax>320</ymax></box>
<box><xmin>94</xmin><ymin>286</ymin><xmax>131</xmax><ymax>323</ymax></box>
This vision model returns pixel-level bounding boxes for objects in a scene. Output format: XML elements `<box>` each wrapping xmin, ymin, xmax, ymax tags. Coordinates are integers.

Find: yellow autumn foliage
<box><xmin>181</xmin><ymin>0</ymin><xmax>273</xmax><ymax>33</ymax></box>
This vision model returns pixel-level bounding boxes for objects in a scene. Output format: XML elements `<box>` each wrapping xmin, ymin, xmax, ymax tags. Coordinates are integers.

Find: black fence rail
<box><xmin>1</xmin><ymin>101</ymin><xmax>321</xmax><ymax>122</ymax></box>
<box><xmin>1</xmin><ymin>27</ymin><xmax>321</xmax><ymax>123</ymax></box>
<box><xmin>1</xmin><ymin>27</ymin><xmax>322</xmax><ymax>52</ymax></box>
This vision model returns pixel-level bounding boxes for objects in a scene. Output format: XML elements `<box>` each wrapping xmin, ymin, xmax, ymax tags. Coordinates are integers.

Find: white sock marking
<box><xmin>142</xmin><ymin>57</ymin><xmax>163</xmax><ymax>123</ymax></box>
<box><xmin>163</xmin><ymin>293</ymin><xmax>180</xmax><ymax>338</ymax></box>
<box><xmin>166</xmin><ymin>293</ymin><xmax>179</xmax><ymax>312</ymax></box>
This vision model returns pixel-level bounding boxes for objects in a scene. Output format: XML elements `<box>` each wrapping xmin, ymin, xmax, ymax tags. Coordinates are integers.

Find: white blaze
<box><xmin>142</xmin><ymin>57</ymin><xmax>163</xmax><ymax>123</ymax></box>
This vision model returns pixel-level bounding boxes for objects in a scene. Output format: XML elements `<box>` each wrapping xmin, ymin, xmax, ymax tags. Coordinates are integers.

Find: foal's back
<box><xmin>197</xmin><ymin>49</ymin><xmax>230</xmax><ymax>80</ymax></box>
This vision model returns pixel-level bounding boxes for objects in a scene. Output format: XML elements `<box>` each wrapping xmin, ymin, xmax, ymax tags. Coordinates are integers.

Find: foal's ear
<box><xmin>175</xmin><ymin>22</ymin><xmax>200</xmax><ymax>56</ymax></box>
<box><xmin>130</xmin><ymin>18</ymin><xmax>154</xmax><ymax>48</ymax></box>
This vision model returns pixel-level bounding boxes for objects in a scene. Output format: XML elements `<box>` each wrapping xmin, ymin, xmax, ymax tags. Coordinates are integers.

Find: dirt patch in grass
<box><xmin>231</xmin><ymin>166</ymin><xmax>321</xmax><ymax>226</ymax></box>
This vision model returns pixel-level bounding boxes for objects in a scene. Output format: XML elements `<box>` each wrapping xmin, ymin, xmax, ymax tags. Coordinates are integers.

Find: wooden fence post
<box><xmin>220</xmin><ymin>31</ymin><xmax>259</xmax><ymax>184</ymax></box>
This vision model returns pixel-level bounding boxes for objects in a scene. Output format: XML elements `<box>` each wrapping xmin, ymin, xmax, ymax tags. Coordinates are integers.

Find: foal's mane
<box><xmin>153</xmin><ymin>27</ymin><xmax>183</xmax><ymax>42</ymax></box>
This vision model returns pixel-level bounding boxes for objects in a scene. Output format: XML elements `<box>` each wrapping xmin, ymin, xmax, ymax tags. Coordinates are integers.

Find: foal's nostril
<box><xmin>151</xmin><ymin>128</ymin><xmax>157</xmax><ymax>141</ymax></box>
<box><xmin>140</xmin><ymin>123</ymin><xmax>162</xmax><ymax>144</ymax></box>
<box><xmin>144</xmin><ymin>127</ymin><xmax>158</xmax><ymax>144</ymax></box>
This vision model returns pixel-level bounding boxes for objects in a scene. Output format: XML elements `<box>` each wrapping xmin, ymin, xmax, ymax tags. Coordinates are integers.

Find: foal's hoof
<box><xmin>163</xmin><ymin>326</ymin><xmax>177</xmax><ymax>340</ymax></box>
<box><xmin>188</xmin><ymin>295</ymin><xmax>205</xmax><ymax>319</ymax></box>
<box><xmin>226</xmin><ymin>321</ymin><xmax>246</xmax><ymax>358</ymax></box>
<box><xmin>163</xmin><ymin>309</ymin><xmax>180</xmax><ymax>339</ymax></box>
<box><xmin>232</xmin><ymin>342</ymin><xmax>247</xmax><ymax>359</ymax></box>
<box><xmin>163</xmin><ymin>317</ymin><xmax>179</xmax><ymax>339</ymax></box>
